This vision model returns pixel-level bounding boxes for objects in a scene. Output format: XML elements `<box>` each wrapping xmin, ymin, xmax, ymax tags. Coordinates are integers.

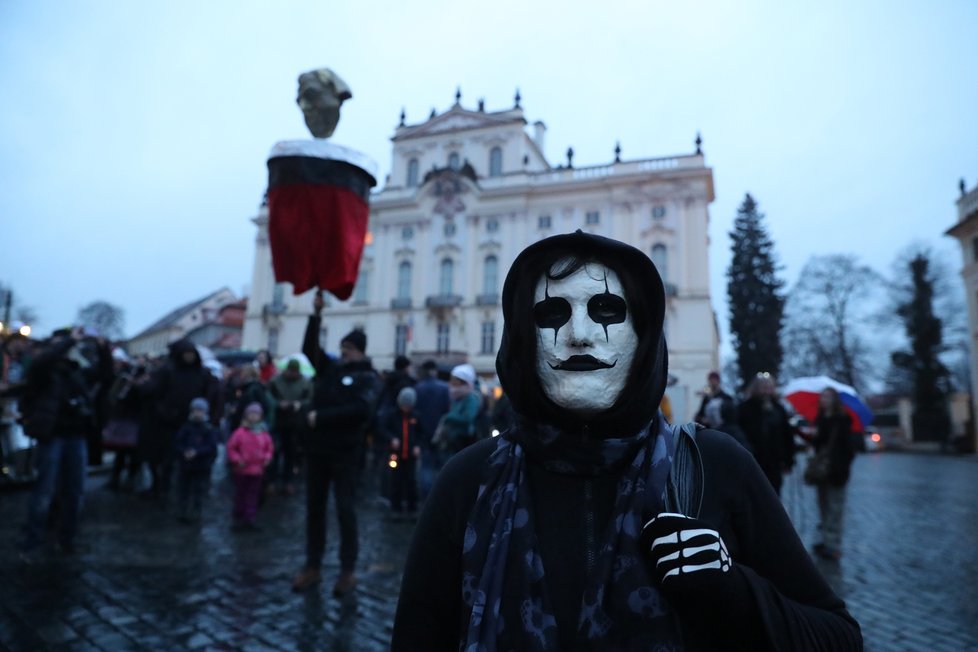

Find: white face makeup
<box><xmin>534</xmin><ymin>262</ymin><xmax>638</xmax><ymax>415</ymax></box>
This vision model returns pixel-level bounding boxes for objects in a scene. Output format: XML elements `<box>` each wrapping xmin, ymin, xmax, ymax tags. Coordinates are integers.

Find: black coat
<box><xmin>302</xmin><ymin>315</ymin><xmax>379</xmax><ymax>458</ymax></box>
<box><xmin>738</xmin><ymin>396</ymin><xmax>795</xmax><ymax>484</ymax></box>
<box><xmin>814</xmin><ymin>412</ymin><xmax>857</xmax><ymax>486</ymax></box>
<box><xmin>394</xmin><ymin>430</ymin><xmax>862</xmax><ymax>651</ymax></box>
<box><xmin>139</xmin><ymin>341</ymin><xmax>220</xmax><ymax>464</ymax></box>
<box><xmin>22</xmin><ymin>336</ymin><xmax>113</xmax><ymax>443</ymax></box>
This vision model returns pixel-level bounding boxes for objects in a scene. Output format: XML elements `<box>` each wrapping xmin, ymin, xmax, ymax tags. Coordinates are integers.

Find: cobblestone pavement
<box><xmin>781</xmin><ymin>451</ymin><xmax>978</xmax><ymax>652</ymax></box>
<box><xmin>1</xmin><ymin>451</ymin><xmax>977</xmax><ymax>651</ymax></box>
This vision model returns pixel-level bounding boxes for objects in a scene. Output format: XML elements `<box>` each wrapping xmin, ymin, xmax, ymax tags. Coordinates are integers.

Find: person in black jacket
<box><xmin>812</xmin><ymin>388</ymin><xmax>857</xmax><ymax>561</ymax></box>
<box><xmin>20</xmin><ymin>328</ymin><xmax>113</xmax><ymax>558</ymax></box>
<box><xmin>392</xmin><ymin>231</ymin><xmax>862</xmax><ymax>651</ymax></box>
<box><xmin>137</xmin><ymin>340</ymin><xmax>220</xmax><ymax>502</ymax></box>
<box><xmin>737</xmin><ymin>373</ymin><xmax>796</xmax><ymax>495</ymax></box>
<box><xmin>292</xmin><ymin>291</ymin><xmax>379</xmax><ymax>596</ymax></box>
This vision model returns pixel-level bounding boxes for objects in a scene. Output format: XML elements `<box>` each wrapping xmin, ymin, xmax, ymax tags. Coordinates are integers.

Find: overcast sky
<box><xmin>2</xmin><ymin>0</ymin><xmax>976</xmax><ymax>353</ymax></box>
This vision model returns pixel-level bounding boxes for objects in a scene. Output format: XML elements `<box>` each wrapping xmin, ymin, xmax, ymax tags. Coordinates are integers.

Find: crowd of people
<box><xmin>0</xmin><ymin>304</ymin><xmax>509</xmax><ymax>586</ymax></box>
<box><xmin>689</xmin><ymin>369</ymin><xmax>858</xmax><ymax>561</ymax></box>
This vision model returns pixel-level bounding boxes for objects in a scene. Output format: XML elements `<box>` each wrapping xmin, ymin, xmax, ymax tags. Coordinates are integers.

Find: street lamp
<box><xmin>19</xmin><ymin>325</ymin><xmax>30</xmax><ymax>337</ymax></box>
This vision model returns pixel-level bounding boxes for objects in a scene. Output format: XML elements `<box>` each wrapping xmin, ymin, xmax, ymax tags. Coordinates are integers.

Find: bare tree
<box><xmin>77</xmin><ymin>300</ymin><xmax>126</xmax><ymax>340</ymax></box>
<box><xmin>781</xmin><ymin>254</ymin><xmax>886</xmax><ymax>392</ymax></box>
<box><xmin>0</xmin><ymin>282</ymin><xmax>40</xmax><ymax>329</ymax></box>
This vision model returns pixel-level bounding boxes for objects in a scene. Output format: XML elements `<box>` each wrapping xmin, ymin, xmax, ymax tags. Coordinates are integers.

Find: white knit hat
<box><xmin>450</xmin><ymin>363</ymin><xmax>477</xmax><ymax>387</ymax></box>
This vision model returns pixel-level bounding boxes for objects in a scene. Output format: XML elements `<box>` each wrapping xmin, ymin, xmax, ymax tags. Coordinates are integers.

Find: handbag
<box><xmin>803</xmin><ymin>448</ymin><xmax>832</xmax><ymax>485</ymax></box>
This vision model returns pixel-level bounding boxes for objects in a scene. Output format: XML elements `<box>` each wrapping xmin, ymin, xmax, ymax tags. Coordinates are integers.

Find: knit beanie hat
<box><xmin>244</xmin><ymin>402</ymin><xmax>264</xmax><ymax>418</ymax></box>
<box><xmin>341</xmin><ymin>329</ymin><xmax>367</xmax><ymax>353</ymax></box>
<box><xmin>190</xmin><ymin>397</ymin><xmax>210</xmax><ymax>413</ymax></box>
<box><xmin>450</xmin><ymin>363</ymin><xmax>477</xmax><ymax>387</ymax></box>
<box><xmin>397</xmin><ymin>386</ymin><xmax>417</xmax><ymax>409</ymax></box>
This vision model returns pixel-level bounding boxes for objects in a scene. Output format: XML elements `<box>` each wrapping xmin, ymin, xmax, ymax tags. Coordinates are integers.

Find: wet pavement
<box><xmin>1</xmin><ymin>449</ymin><xmax>977</xmax><ymax>651</ymax></box>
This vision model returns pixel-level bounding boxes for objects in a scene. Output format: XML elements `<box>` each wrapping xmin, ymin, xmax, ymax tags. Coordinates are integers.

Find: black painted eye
<box><xmin>587</xmin><ymin>293</ymin><xmax>626</xmax><ymax>325</ymax></box>
<box><xmin>533</xmin><ymin>296</ymin><xmax>572</xmax><ymax>330</ymax></box>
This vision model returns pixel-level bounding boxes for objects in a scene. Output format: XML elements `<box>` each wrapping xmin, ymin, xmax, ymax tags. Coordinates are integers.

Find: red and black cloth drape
<box><xmin>266</xmin><ymin>141</ymin><xmax>378</xmax><ymax>300</ymax></box>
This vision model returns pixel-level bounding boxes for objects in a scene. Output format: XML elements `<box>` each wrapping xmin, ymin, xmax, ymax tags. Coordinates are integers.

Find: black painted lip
<box><xmin>549</xmin><ymin>355</ymin><xmax>617</xmax><ymax>371</ymax></box>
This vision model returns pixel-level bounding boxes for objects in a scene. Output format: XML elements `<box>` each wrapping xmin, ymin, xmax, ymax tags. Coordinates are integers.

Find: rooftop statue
<box><xmin>296</xmin><ymin>68</ymin><xmax>352</xmax><ymax>139</ymax></box>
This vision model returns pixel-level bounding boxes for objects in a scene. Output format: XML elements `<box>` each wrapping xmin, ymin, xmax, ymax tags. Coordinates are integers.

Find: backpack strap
<box><xmin>663</xmin><ymin>422</ymin><xmax>705</xmax><ymax>518</ymax></box>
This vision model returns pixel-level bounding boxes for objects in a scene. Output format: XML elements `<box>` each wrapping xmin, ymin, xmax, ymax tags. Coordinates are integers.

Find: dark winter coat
<box><xmin>302</xmin><ymin>315</ymin><xmax>379</xmax><ymax>459</ymax></box>
<box><xmin>22</xmin><ymin>336</ymin><xmax>114</xmax><ymax>443</ymax></box>
<box><xmin>738</xmin><ymin>396</ymin><xmax>796</xmax><ymax>487</ymax></box>
<box><xmin>413</xmin><ymin>376</ymin><xmax>451</xmax><ymax>448</ymax></box>
<box><xmin>231</xmin><ymin>379</ymin><xmax>275</xmax><ymax>431</ymax></box>
<box><xmin>174</xmin><ymin>420</ymin><xmax>219</xmax><ymax>472</ymax></box>
<box><xmin>382</xmin><ymin>409</ymin><xmax>419</xmax><ymax>461</ymax></box>
<box><xmin>814</xmin><ymin>412</ymin><xmax>857</xmax><ymax>486</ymax></box>
<box><xmin>139</xmin><ymin>340</ymin><xmax>220</xmax><ymax>464</ymax></box>
<box><xmin>393</xmin><ymin>231</ymin><xmax>861</xmax><ymax>651</ymax></box>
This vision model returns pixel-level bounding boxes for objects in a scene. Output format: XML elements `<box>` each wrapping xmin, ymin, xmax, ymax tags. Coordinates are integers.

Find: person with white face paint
<box><xmin>393</xmin><ymin>231</ymin><xmax>862</xmax><ymax>651</ymax></box>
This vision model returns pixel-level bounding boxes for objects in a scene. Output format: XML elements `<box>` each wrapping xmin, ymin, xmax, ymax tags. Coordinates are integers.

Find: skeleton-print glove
<box><xmin>641</xmin><ymin>512</ymin><xmax>733</xmax><ymax>599</ymax></box>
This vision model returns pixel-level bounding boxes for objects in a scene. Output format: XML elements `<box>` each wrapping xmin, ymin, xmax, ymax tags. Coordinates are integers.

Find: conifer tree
<box><xmin>727</xmin><ymin>194</ymin><xmax>785</xmax><ymax>389</ymax></box>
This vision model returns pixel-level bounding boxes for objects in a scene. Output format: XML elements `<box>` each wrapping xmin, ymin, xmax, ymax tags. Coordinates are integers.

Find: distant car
<box><xmin>863</xmin><ymin>430</ymin><xmax>885</xmax><ymax>452</ymax></box>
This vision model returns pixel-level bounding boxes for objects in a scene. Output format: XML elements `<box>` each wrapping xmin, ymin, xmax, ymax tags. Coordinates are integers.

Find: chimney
<box><xmin>533</xmin><ymin>120</ymin><xmax>546</xmax><ymax>152</ymax></box>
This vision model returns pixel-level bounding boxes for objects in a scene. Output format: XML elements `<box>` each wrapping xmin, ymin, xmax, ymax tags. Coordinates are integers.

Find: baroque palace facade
<box><xmin>243</xmin><ymin>93</ymin><xmax>718</xmax><ymax>421</ymax></box>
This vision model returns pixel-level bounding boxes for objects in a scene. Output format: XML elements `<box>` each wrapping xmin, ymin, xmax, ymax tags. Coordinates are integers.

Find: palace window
<box><xmin>402</xmin><ymin>225</ymin><xmax>414</xmax><ymax>240</ymax></box>
<box><xmin>437</xmin><ymin>322</ymin><xmax>450</xmax><ymax>354</ymax></box>
<box><xmin>487</xmin><ymin>218</ymin><xmax>499</xmax><ymax>233</ymax></box>
<box><xmin>538</xmin><ymin>215</ymin><xmax>552</xmax><ymax>230</ymax></box>
<box><xmin>395</xmin><ymin>324</ymin><xmax>409</xmax><ymax>356</ymax></box>
<box><xmin>483</xmin><ymin>255</ymin><xmax>499</xmax><ymax>295</ymax></box>
<box><xmin>440</xmin><ymin>258</ymin><xmax>455</xmax><ymax>295</ymax></box>
<box><xmin>489</xmin><ymin>147</ymin><xmax>503</xmax><ymax>177</ymax></box>
<box><xmin>651</xmin><ymin>244</ymin><xmax>668</xmax><ymax>282</ymax></box>
<box><xmin>353</xmin><ymin>269</ymin><xmax>369</xmax><ymax>304</ymax></box>
<box><xmin>407</xmin><ymin>158</ymin><xmax>419</xmax><ymax>187</ymax></box>
<box><xmin>481</xmin><ymin>321</ymin><xmax>496</xmax><ymax>354</ymax></box>
<box><xmin>448</xmin><ymin>152</ymin><xmax>461</xmax><ymax>170</ymax></box>
<box><xmin>586</xmin><ymin>211</ymin><xmax>600</xmax><ymax>225</ymax></box>
<box><xmin>397</xmin><ymin>261</ymin><xmax>412</xmax><ymax>299</ymax></box>
<box><xmin>652</xmin><ymin>205</ymin><xmax>667</xmax><ymax>219</ymax></box>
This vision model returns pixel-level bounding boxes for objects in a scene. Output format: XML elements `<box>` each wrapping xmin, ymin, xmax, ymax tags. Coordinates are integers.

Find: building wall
<box><xmin>946</xmin><ymin>182</ymin><xmax>978</xmax><ymax>450</ymax></box>
<box><xmin>244</xmin><ymin>103</ymin><xmax>718</xmax><ymax>422</ymax></box>
<box><xmin>128</xmin><ymin>289</ymin><xmax>238</xmax><ymax>357</ymax></box>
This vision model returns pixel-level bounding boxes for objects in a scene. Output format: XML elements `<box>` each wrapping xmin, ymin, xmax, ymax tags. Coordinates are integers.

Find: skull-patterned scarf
<box><xmin>459</xmin><ymin>418</ymin><xmax>683</xmax><ymax>651</ymax></box>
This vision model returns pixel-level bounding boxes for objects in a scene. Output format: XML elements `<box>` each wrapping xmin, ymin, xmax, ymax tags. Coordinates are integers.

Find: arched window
<box><xmin>651</xmin><ymin>244</ymin><xmax>668</xmax><ymax>282</ymax></box>
<box><xmin>439</xmin><ymin>258</ymin><xmax>454</xmax><ymax>295</ymax></box>
<box><xmin>448</xmin><ymin>152</ymin><xmax>460</xmax><ymax>170</ymax></box>
<box><xmin>489</xmin><ymin>147</ymin><xmax>503</xmax><ymax>177</ymax></box>
<box><xmin>483</xmin><ymin>255</ymin><xmax>498</xmax><ymax>295</ymax></box>
<box><xmin>397</xmin><ymin>261</ymin><xmax>412</xmax><ymax>299</ymax></box>
<box><xmin>406</xmin><ymin>158</ymin><xmax>419</xmax><ymax>187</ymax></box>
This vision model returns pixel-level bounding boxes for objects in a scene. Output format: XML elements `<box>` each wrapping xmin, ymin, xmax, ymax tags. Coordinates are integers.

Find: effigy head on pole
<box><xmin>296</xmin><ymin>68</ymin><xmax>352</xmax><ymax>139</ymax></box>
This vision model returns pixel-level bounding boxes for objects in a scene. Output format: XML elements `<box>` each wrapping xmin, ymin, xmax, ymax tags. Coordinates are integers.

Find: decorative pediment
<box><xmin>394</xmin><ymin>107</ymin><xmax>523</xmax><ymax>141</ymax></box>
<box><xmin>434</xmin><ymin>243</ymin><xmax>462</xmax><ymax>257</ymax></box>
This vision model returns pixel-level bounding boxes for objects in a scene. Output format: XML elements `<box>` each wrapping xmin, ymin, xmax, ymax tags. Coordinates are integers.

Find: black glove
<box><xmin>641</xmin><ymin>512</ymin><xmax>732</xmax><ymax>600</ymax></box>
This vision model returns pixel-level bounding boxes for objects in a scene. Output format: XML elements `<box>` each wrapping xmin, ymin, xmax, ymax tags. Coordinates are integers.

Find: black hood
<box><xmin>495</xmin><ymin>231</ymin><xmax>668</xmax><ymax>437</ymax></box>
<box><xmin>168</xmin><ymin>339</ymin><xmax>201</xmax><ymax>368</ymax></box>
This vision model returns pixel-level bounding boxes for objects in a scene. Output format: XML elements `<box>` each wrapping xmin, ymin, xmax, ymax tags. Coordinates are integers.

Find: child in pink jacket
<box><xmin>226</xmin><ymin>402</ymin><xmax>274</xmax><ymax>531</ymax></box>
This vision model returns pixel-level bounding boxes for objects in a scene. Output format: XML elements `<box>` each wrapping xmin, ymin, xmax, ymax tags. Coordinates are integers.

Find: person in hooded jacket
<box><xmin>392</xmin><ymin>231</ymin><xmax>862</xmax><ymax>651</ymax></box>
<box><xmin>737</xmin><ymin>373</ymin><xmax>795</xmax><ymax>495</ymax></box>
<box><xmin>19</xmin><ymin>328</ymin><xmax>113</xmax><ymax>557</ymax></box>
<box><xmin>292</xmin><ymin>291</ymin><xmax>379</xmax><ymax>597</ymax></box>
<box><xmin>137</xmin><ymin>340</ymin><xmax>220</xmax><ymax>501</ymax></box>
